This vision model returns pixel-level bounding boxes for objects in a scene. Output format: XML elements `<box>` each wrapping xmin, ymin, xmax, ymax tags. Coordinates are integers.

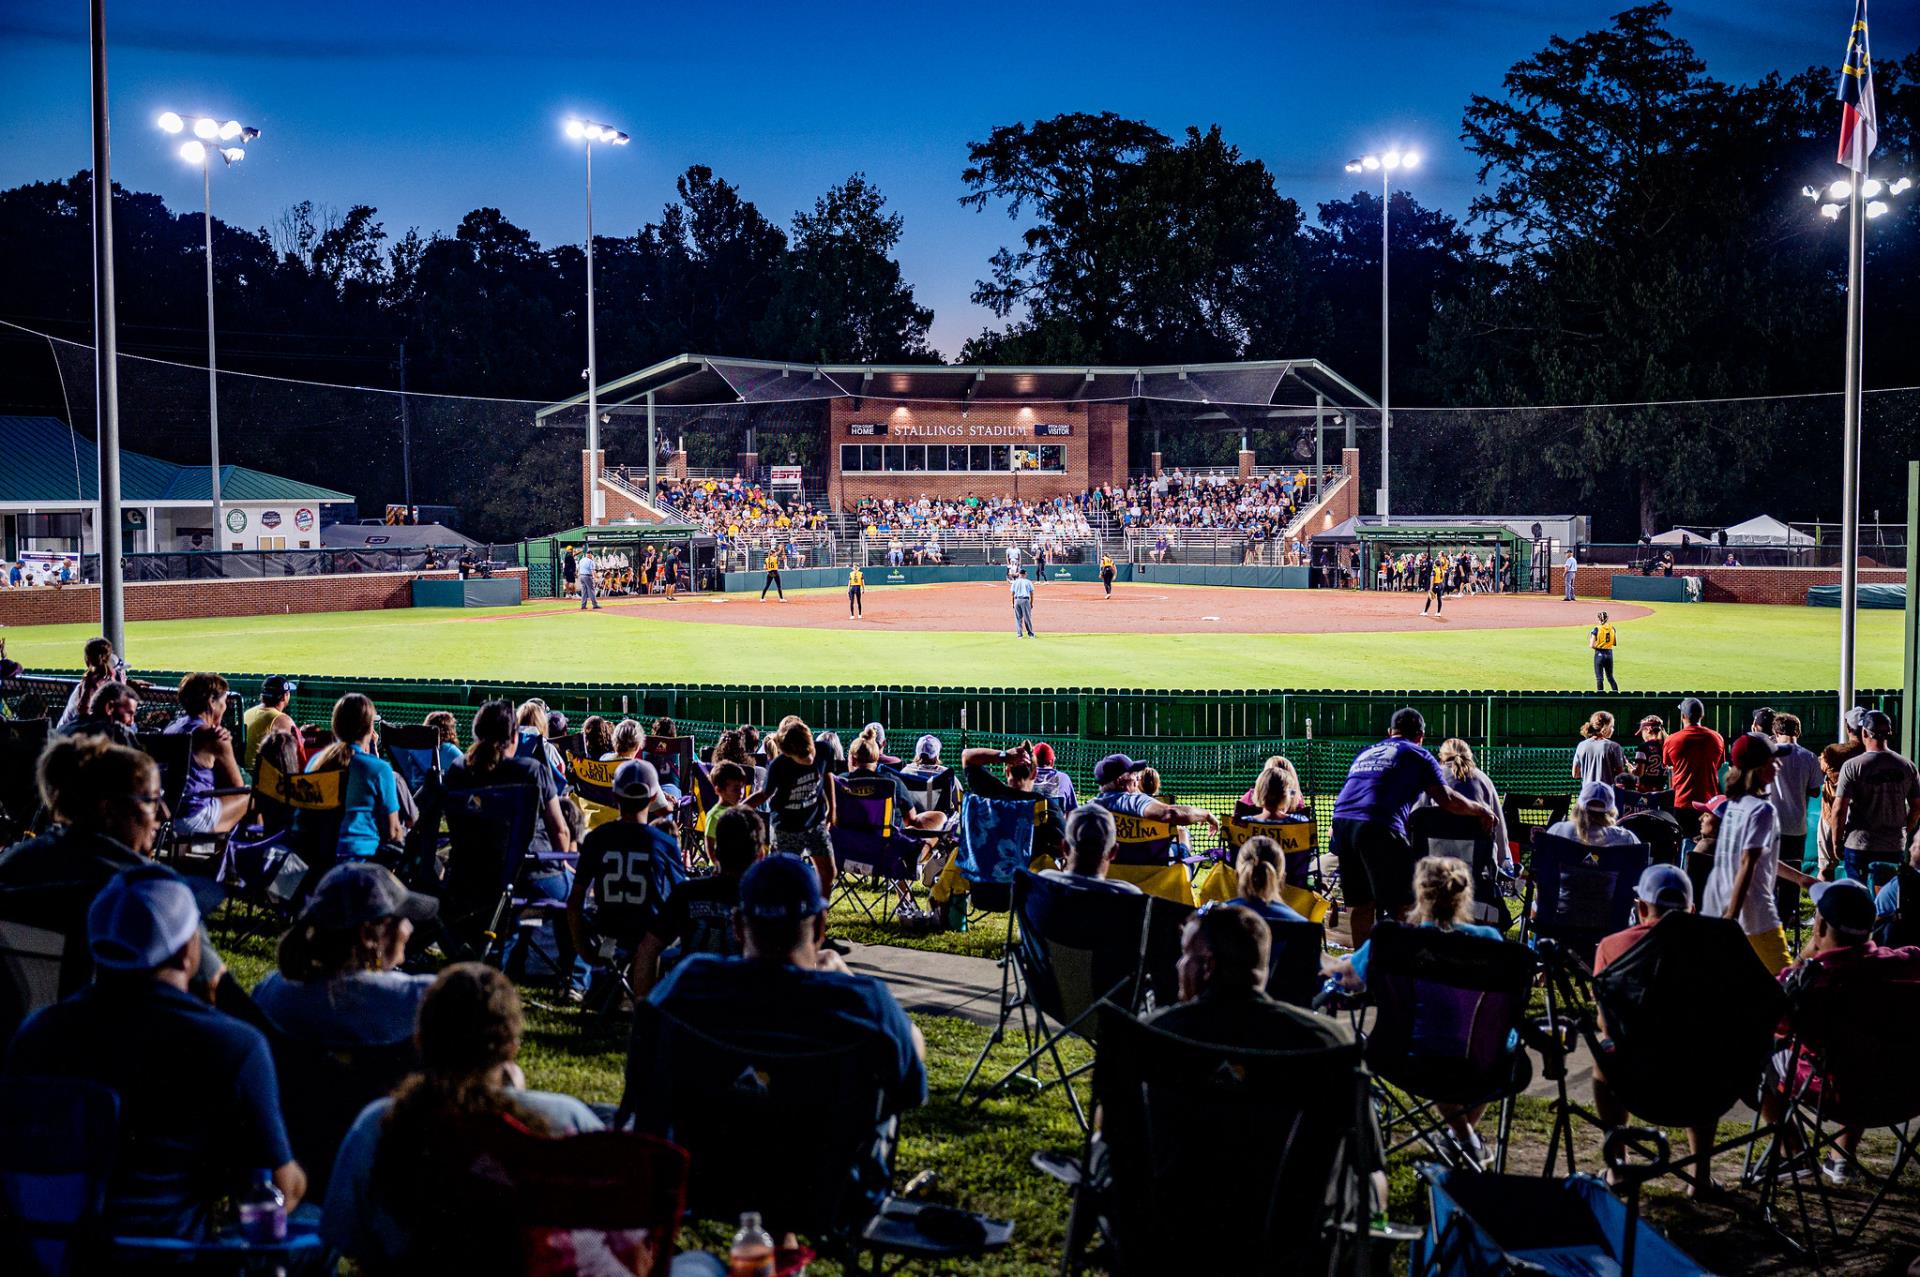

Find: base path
<box><xmin>590</xmin><ymin>581</ymin><xmax>1652</xmax><ymax>636</ymax></box>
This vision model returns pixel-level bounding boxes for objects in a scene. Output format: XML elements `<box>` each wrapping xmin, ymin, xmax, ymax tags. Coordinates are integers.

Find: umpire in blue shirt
<box><xmin>1010</xmin><ymin>567</ymin><xmax>1037</xmax><ymax>638</ymax></box>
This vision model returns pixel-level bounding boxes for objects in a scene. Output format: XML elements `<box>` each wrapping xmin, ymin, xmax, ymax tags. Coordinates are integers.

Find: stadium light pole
<box><xmin>1804</xmin><ymin>173</ymin><xmax>1911</xmax><ymax>733</ymax></box>
<box><xmin>157</xmin><ymin>111</ymin><xmax>259</xmax><ymax>548</ymax></box>
<box><xmin>1345</xmin><ymin>148</ymin><xmax>1420</xmax><ymax>527</ymax></box>
<box><xmin>565</xmin><ymin>118</ymin><xmax>630</xmax><ymax>526</ymax></box>
<box><xmin>90</xmin><ymin>0</ymin><xmax>125</xmax><ymax>656</ymax></box>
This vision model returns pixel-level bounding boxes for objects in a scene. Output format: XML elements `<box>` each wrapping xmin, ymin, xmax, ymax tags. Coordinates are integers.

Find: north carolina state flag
<box><xmin>1836</xmin><ymin>0</ymin><xmax>1877</xmax><ymax>174</ymax></box>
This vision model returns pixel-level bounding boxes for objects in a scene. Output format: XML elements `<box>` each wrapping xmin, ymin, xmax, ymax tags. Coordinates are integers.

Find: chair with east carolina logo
<box><xmin>1103</xmin><ymin>809</ymin><xmax>1194</xmax><ymax>906</ymax></box>
<box><xmin>560</xmin><ymin>739</ymin><xmax>623</xmax><ymax>832</ymax></box>
<box><xmin>830</xmin><ymin>775</ymin><xmax>941</xmax><ymax>924</ymax></box>
<box><xmin>1199</xmin><ymin>814</ymin><xmax>1331</xmax><ymax>921</ymax></box>
<box><xmin>218</xmin><ymin>755</ymin><xmax>348</xmax><ymax>925</ymax></box>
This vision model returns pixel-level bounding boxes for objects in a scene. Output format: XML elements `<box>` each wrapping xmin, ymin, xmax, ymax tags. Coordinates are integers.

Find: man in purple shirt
<box><xmin>1332</xmin><ymin>708</ymin><xmax>1496</xmax><ymax>946</ymax></box>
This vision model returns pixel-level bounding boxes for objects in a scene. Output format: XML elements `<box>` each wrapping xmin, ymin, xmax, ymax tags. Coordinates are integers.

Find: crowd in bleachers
<box><xmin>3</xmin><ymin>641</ymin><xmax>1919</xmax><ymax>1272</ymax></box>
<box><xmin>1085</xmin><ymin>468</ymin><xmax>1319</xmax><ymax>534</ymax></box>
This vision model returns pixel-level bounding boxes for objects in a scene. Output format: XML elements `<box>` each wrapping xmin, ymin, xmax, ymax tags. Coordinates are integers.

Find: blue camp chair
<box><xmin>954</xmin><ymin>793</ymin><xmax>1060</xmax><ymax>913</ymax></box>
<box><xmin>830</xmin><ymin>776</ymin><xmax>941</xmax><ymax>924</ymax></box>
<box><xmin>1520</xmin><ymin>829</ymin><xmax>1649</xmax><ymax>971</ymax></box>
<box><xmin>1412</xmin><ymin>1140</ymin><xmax>1708</xmax><ymax>1277</ymax></box>
<box><xmin>381</xmin><ymin>723</ymin><xmax>446</xmax><ymax>795</ymax></box>
<box><xmin>1261</xmin><ymin>916</ymin><xmax>1327</xmax><ymax>1009</ymax></box>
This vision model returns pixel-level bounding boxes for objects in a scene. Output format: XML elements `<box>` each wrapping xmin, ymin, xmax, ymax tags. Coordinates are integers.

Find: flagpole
<box><xmin>1838</xmin><ymin>165</ymin><xmax>1866</xmax><ymax>738</ymax></box>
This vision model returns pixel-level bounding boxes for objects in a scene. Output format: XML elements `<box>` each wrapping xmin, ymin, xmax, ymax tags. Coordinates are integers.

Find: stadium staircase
<box><xmin>596</xmin><ymin>470</ymin><xmax>681</xmax><ymax>525</ymax></box>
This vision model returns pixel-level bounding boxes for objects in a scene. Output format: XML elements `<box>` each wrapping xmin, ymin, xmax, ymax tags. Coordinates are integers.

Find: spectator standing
<box><xmin>1663</xmin><ymin>698</ymin><xmax>1725</xmax><ymax>843</ymax></box>
<box><xmin>1547</xmin><ymin>782</ymin><xmax>1644</xmax><ymax>847</ymax></box>
<box><xmin>576</xmin><ymin>547</ymin><xmax>600</xmax><ymax>611</ymax></box>
<box><xmin>253</xmin><ymin>863</ymin><xmax>437</xmax><ymax>1047</ymax></box>
<box><xmin>242</xmin><ymin>675</ymin><xmax>298</xmax><ymax>771</ymax></box>
<box><xmin>1830</xmin><ymin>710</ymin><xmax>1920</xmax><ymax>882</ymax></box>
<box><xmin>1818</xmin><ymin>708</ymin><xmax>1869</xmax><ymax>879</ymax></box>
<box><xmin>1572</xmin><ymin>712</ymin><xmax>1627</xmax><ymax>787</ymax></box>
<box><xmin>745</xmin><ymin>717</ymin><xmax>838</xmax><ymax>910</ymax></box>
<box><xmin>1768</xmin><ymin>713</ymin><xmax>1822</xmax><ymax>874</ymax></box>
<box><xmin>1589</xmin><ymin>611</ymin><xmax>1619</xmax><ymax>691</ymax></box>
<box><xmin>1702</xmin><ymin>733</ymin><xmax>1814</xmax><ymax>972</ymax></box>
<box><xmin>1330</xmin><ymin>709</ymin><xmax>1495</xmax><ymax>946</ymax></box>
<box><xmin>4</xmin><ymin>866</ymin><xmax>305</xmax><ymax>1238</ymax></box>
<box><xmin>1415</xmin><ymin>739</ymin><xmax>1509</xmax><ymax>866</ymax></box>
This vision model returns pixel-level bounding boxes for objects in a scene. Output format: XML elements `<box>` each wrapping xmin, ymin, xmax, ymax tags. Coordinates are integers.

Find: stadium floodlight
<box><xmin>156</xmin><ymin>110</ymin><xmax>262</xmax><ymax>545</ymax></box>
<box><xmin>1829</xmin><ymin>179</ymin><xmax>1853</xmax><ymax>200</ymax></box>
<box><xmin>1861</xmin><ymin>178</ymin><xmax>1883</xmax><ymax>199</ymax></box>
<box><xmin>1893</xmin><ymin>177</ymin><xmax>1914</xmax><ymax>195</ymax></box>
<box><xmin>563</xmin><ymin>117</ymin><xmax>630</xmax><ymax>514</ymax></box>
<box><xmin>1822</xmin><ymin>203</ymin><xmax>1843</xmax><ymax>219</ymax></box>
<box><xmin>1867</xmin><ymin>201</ymin><xmax>1889</xmax><ymax>219</ymax></box>
<box><xmin>1342</xmin><ymin>146</ymin><xmax>1423</xmax><ymax>526</ymax></box>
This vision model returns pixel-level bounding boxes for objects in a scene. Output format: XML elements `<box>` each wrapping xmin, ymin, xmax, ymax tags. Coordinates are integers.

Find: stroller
<box><xmin>1413</xmin><ymin>1131</ymin><xmax>1712</xmax><ymax>1275</ymax></box>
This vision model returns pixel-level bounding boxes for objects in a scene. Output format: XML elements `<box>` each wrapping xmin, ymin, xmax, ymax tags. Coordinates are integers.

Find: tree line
<box><xmin>0</xmin><ymin>3</ymin><xmax>1914</xmax><ymax>541</ymax></box>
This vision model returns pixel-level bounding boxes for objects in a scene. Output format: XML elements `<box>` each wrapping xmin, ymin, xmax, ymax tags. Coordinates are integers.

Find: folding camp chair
<box><xmin>1501</xmin><ymin>793</ymin><xmax>1569</xmax><ymax>864</ymax></box>
<box><xmin>1260</xmin><ymin>915</ymin><xmax>1328</xmax><ymax>1009</ymax></box>
<box><xmin>1618</xmin><ymin>808</ymin><xmax>1682</xmax><ymax>867</ymax></box>
<box><xmin>271</xmin><ymin>1033</ymin><xmax>416</xmax><ymax>1199</ymax></box>
<box><xmin>893</xmin><ymin>765</ymin><xmax>959</xmax><ymax>821</ymax></box>
<box><xmin>215</xmin><ymin>755</ymin><xmax>348</xmax><ymax>929</ymax></box>
<box><xmin>830</xmin><ymin>777</ymin><xmax>942</xmax><ymax>925</ymax></box>
<box><xmin>559</xmin><ymin>741</ymin><xmax>623</xmax><ymax>831</ymax></box>
<box><xmin>1047</xmin><ymin>1008</ymin><xmax>1379</xmax><ymax>1276</ymax></box>
<box><xmin>0</xmin><ymin>718</ymin><xmax>48</xmax><ymax>844</ymax></box>
<box><xmin>1533</xmin><ymin>913</ymin><xmax>1786</xmax><ymax>1195</ymax></box>
<box><xmin>1412</xmin><ymin>1139</ymin><xmax>1709</xmax><ymax>1277</ymax></box>
<box><xmin>1750</xmin><ymin>947</ymin><xmax>1920</xmax><ymax>1245</ymax></box>
<box><xmin>1103</xmin><ymin>811</ymin><xmax>1196</xmax><ymax>904</ymax></box>
<box><xmin>624</xmin><ymin>1003</ymin><xmax>1012</xmax><ymax>1271</ymax></box>
<box><xmin>1409</xmin><ymin>806</ymin><xmax>1512</xmax><ymax>932</ymax></box>
<box><xmin>1520</xmin><ymin>829</ymin><xmax>1648</xmax><ymax>972</ymax></box>
<box><xmin>1878</xmin><ymin>865</ymin><xmax>1920</xmax><ymax>947</ymax></box>
<box><xmin>441</xmin><ymin>782</ymin><xmax>541</xmax><ymax>963</ymax></box>
<box><xmin>0</xmin><ymin>884</ymin><xmax>91</xmax><ymax>1054</ymax></box>
<box><xmin>1338</xmin><ymin>921</ymin><xmax>1539</xmax><ymax>1173</ymax></box>
<box><xmin>958</xmin><ymin>869</ymin><xmax>1156</xmax><ymax>1130</ymax></box>
<box><xmin>381</xmin><ymin>723</ymin><xmax>446</xmax><ymax>796</ymax></box>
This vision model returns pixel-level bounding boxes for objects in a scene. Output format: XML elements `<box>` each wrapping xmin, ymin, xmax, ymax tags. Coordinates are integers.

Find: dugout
<box><xmin>534</xmin><ymin>523</ymin><xmax>717</xmax><ymax>595</ymax></box>
<box><xmin>1335</xmin><ymin>523</ymin><xmax>1531</xmax><ymax>592</ymax></box>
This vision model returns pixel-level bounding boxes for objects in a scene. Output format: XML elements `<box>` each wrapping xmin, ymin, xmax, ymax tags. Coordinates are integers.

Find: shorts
<box><xmin>772</xmin><ymin>825</ymin><xmax>834</xmax><ymax>860</ymax></box>
<box><xmin>1746</xmin><ymin>925</ymin><xmax>1792</xmax><ymax>975</ymax></box>
<box><xmin>1330</xmin><ymin>818</ymin><xmax>1415</xmax><ymax>912</ymax></box>
<box><xmin>174</xmin><ymin>802</ymin><xmax>222</xmax><ymax>835</ymax></box>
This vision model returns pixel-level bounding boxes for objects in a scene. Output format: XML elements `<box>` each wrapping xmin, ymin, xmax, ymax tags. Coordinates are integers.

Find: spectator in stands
<box><xmin>605</xmin><ymin>718</ymin><xmax>643</xmax><ymax>762</ymax></box>
<box><xmin>1040</xmin><ymin>804</ymin><xmax>1140</xmax><ymax>894</ymax></box>
<box><xmin>1547</xmin><ymin>782</ymin><xmax>1643</xmax><ymax>847</ymax></box>
<box><xmin>746</xmin><ymin>717</ymin><xmax>839</xmax><ymax>914</ymax></box>
<box><xmin>1768</xmin><ymin>713</ymin><xmax>1821</xmax><ymax>875</ymax></box>
<box><xmin>1663</xmin><ymin>698</ymin><xmax>1725</xmax><ymax>844</ymax></box>
<box><xmin>844</xmin><ymin>735</ymin><xmax>944</xmax><ymax>831</ymax></box>
<box><xmin>961</xmin><ymin>742</ymin><xmax>1041</xmax><ymax>800</ymax></box>
<box><xmin>306</xmin><ymin>693</ymin><xmax>407</xmax><ymax>859</ymax></box>
<box><xmin>1331</xmin><ymin>709</ymin><xmax>1496</xmax><ymax>947</ymax></box>
<box><xmin>242</xmin><ymin>675</ymin><xmax>298</xmax><ymax>771</ymax></box>
<box><xmin>163</xmin><ymin>672</ymin><xmax>252</xmax><ymax>834</ymax></box>
<box><xmin>642</xmin><ymin>855</ymin><xmax>926</xmax><ymax>1208</ymax></box>
<box><xmin>569</xmin><ymin>759</ymin><xmax>675</xmax><ymax>990</ymax></box>
<box><xmin>1830</xmin><ymin>710</ymin><xmax>1920</xmax><ymax>883</ymax></box>
<box><xmin>1029</xmin><ymin>742</ymin><xmax>1076</xmax><ymax>807</ymax></box>
<box><xmin>1872</xmin><ymin>828</ymin><xmax>1919</xmax><ymax>943</ymax></box>
<box><xmin>1818</xmin><ymin>708</ymin><xmax>1869</xmax><ymax>879</ymax></box>
<box><xmin>1226</xmin><ymin>836</ymin><xmax>1307</xmax><ymax>923</ymax></box>
<box><xmin>701</xmin><ymin>760</ymin><xmax>751</xmax><ymax>856</ymax></box>
<box><xmin>854</xmin><ymin>722</ymin><xmax>900</xmax><ymax>767</ymax></box>
<box><xmin>1416</xmin><ymin>739</ymin><xmax>1510</xmax><ymax>868</ymax></box>
<box><xmin>323</xmin><ymin>964</ymin><xmax>600</xmax><ymax>1271</ymax></box>
<box><xmin>5</xmin><ymin>866</ymin><xmax>304</xmax><ymax>1238</ymax></box>
<box><xmin>1572</xmin><ymin>712</ymin><xmax>1627</xmax><ymax>786</ymax></box>
<box><xmin>579</xmin><ymin>714</ymin><xmax>613</xmax><ymax>759</ymax></box>
<box><xmin>253</xmin><ymin>862</ymin><xmax>437</xmax><ymax>1047</ymax></box>
<box><xmin>632</xmin><ymin>805</ymin><xmax>765</xmax><ymax>997</ymax></box>
<box><xmin>448</xmin><ymin>700</ymin><xmax>572</xmax><ymax>855</ymax></box>
<box><xmin>54</xmin><ymin>635</ymin><xmax>129</xmax><ymax>734</ymax></box>
<box><xmin>1703</xmin><ymin>733</ymin><xmax>1814</xmax><ymax>972</ymax></box>
<box><xmin>423</xmin><ymin>710</ymin><xmax>463</xmax><ymax>774</ymax></box>
<box><xmin>1089</xmin><ymin>753</ymin><xmax>1219</xmax><ymax>833</ymax></box>
<box><xmin>1759</xmin><ymin>879</ymin><xmax>1920</xmax><ymax>1185</ymax></box>
<box><xmin>64</xmin><ymin>679</ymin><xmax>141</xmax><ymax>750</ymax></box>
<box><xmin>514</xmin><ymin>699</ymin><xmax>567</xmax><ymax>794</ymax></box>
<box><xmin>1150</xmin><ymin>903</ymin><xmax>1350</xmax><ymax>1048</ymax></box>
<box><xmin>713</xmin><ymin>727</ymin><xmax>766</xmax><ymax>791</ymax></box>
<box><xmin>1243</xmin><ymin>755</ymin><xmax>1307</xmax><ymax>819</ymax></box>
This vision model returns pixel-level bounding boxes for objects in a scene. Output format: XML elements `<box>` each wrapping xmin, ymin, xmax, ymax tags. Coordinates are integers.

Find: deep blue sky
<box><xmin>3</xmin><ymin>1</ymin><xmax>1913</xmax><ymax>362</ymax></box>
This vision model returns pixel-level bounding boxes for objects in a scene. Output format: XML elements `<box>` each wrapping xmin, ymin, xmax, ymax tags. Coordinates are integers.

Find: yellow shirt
<box><xmin>764</xmin><ymin>552</ymin><xmax>780</xmax><ymax>572</ymax></box>
<box><xmin>849</xmin><ymin>568</ymin><xmax>864</xmax><ymax>588</ymax></box>
<box><xmin>1592</xmin><ymin>622</ymin><xmax>1617</xmax><ymax>650</ymax></box>
<box><xmin>1101</xmin><ymin>556</ymin><xmax>1114</xmax><ymax>571</ymax></box>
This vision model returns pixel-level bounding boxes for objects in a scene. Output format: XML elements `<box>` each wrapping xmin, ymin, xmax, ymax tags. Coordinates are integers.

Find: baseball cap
<box><xmin>1637</xmin><ymin>714</ymin><xmax>1664</xmax><ymax>731</ymax></box>
<box><xmin>739</xmin><ymin>854</ymin><xmax>827</xmax><ymax>920</ymax></box>
<box><xmin>88</xmin><ymin>864</ymin><xmax>201</xmax><ymax>971</ymax></box>
<box><xmin>262</xmin><ymin>674</ymin><xmax>297</xmax><ymax>699</ymax></box>
<box><xmin>915</xmin><ymin>734</ymin><xmax>942</xmax><ymax>761</ymax></box>
<box><xmin>1094</xmin><ymin>753</ymin><xmax>1145</xmax><ymax>786</ymax></box>
<box><xmin>612</xmin><ymin>758</ymin><xmax>661</xmax><ymax>802</ymax></box>
<box><xmin>1810</xmin><ymin>878</ymin><xmax>1876</xmax><ymax>934</ymax></box>
<box><xmin>1844</xmin><ymin>706</ymin><xmax>1869</xmax><ymax>732</ymax></box>
<box><xmin>546</xmin><ymin>711</ymin><xmax>569</xmax><ymax>737</ymax></box>
<box><xmin>1578</xmin><ymin>780</ymin><xmax>1617</xmax><ymax>814</ymax></box>
<box><xmin>1691</xmin><ymin>794</ymin><xmax>1729</xmax><ymax>816</ymax></box>
<box><xmin>861</xmin><ymin>722</ymin><xmax>887</xmax><ymax>747</ymax></box>
<box><xmin>1033</xmin><ymin>742</ymin><xmax>1056</xmax><ymax>768</ymax></box>
<box><xmin>1634</xmin><ymin>863</ymin><xmax>1694</xmax><ymax>910</ymax></box>
<box><xmin>1862</xmin><ymin>710</ymin><xmax>1894</xmax><ymax>741</ymax></box>
<box><xmin>1677</xmin><ymin>697</ymin><xmax>1705</xmax><ymax>721</ymax></box>
<box><xmin>300</xmin><ymin>862</ymin><xmax>438</xmax><ymax>930</ymax></box>
<box><xmin>1728</xmin><ymin>733</ymin><xmax>1775</xmax><ymax>770</ymax></box>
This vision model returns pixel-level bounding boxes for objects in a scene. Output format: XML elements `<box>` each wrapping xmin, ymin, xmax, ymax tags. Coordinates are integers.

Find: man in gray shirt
<box><xmin>1831</xmin><ymin>711</ymin><xmax>1920</xmax><ymax>880</ymax></box>
<box><xmin>1767</xmin><ymin>712</ymin><xmax>1822</xmax><ymax>873</ymax></box>
<box><xmin>1010</xmin><ymin>568</ymin><xmax>1036</xmax><ymax>638</ymax></box>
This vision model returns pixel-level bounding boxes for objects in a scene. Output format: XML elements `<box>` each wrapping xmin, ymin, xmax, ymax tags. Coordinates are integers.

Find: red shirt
<box><xmin>1592</xmin><ymin>921</ymin><xmax>1657</xmax><ymax>976</ymax></box>
<box><xmin>1664</xmin><ymin>725</ymin><xmax>1726</xmax><ymax>810</ymax></box>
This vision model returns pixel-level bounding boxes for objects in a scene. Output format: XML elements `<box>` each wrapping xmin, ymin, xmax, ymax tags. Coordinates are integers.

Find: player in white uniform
<box><xmin>1004</xmin><ymin>543</ymin><xmax>1022</xmax><ymax>580</ymax></box>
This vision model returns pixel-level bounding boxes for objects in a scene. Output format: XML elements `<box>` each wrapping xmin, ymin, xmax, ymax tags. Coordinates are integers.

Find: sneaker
<box><xmin>1770</xmin><ymin>1152</ymin><xmax>1817</xmax><ymax>1182</ymax></box>
<box><xmin>1820</xmin><ymin>1155</ymin><xmax>1856</xmax><ymax>1186</ymax></box>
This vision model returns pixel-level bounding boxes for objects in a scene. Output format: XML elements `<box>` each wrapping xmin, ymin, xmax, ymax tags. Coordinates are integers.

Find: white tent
<box><xmin>1722</xmin><ymin>515</ymin><xmax>1813</xmax><ymax>545</ymax></box>
<box><xmin>1648</xmin><ymin>527</ymin><xmax>1703</xmax><ymax>544</ymax></box>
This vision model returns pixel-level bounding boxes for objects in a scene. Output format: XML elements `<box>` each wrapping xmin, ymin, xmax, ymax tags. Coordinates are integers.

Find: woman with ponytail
<box><xmin>445</xmin><ymin>700</ymin><xmax>572</xmax><ymax>855</ymax></box>
<box><xmin>1225</xmin><ymin>835</ymin><xmax>1307</xmax><ymax>923</ymax></box>
<box><xmin>54</xmin><ymin>635</ymin><xmax>128</xmax><ymax>734</ymax></box>
<box><xmin>303</xmin><ymin>694</ymin><xmax>406</xmax><ymax>860</ymax></box>
<box><xmin>1571</xmin><ymin>711</ymin><xmax>1626</xmax><ymax>786</ymax></box>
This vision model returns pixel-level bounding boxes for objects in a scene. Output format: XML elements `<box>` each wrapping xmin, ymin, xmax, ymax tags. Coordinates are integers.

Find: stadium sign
<box><xmin>848</xmin><ymin>422</ymin><xmax>888</xmax><ymax>436</ymax></box>
<box><xmin>293</xmin><ymin>508</ymin><xmax>315</xmax><ymax>532</ymax></box>
<box><xmin>769</xmin><ymin>466</ymin><xmax>803</xmax><ymax>486</ymax></box>
<box><xmin>225</xmin><ymin>509</ymin><xmax>248</xmax><ymax>532</ymax></box>
<box><xmin>261</xmin><ymin>510</ymin><xmax>282</xmax><ymax>529</ymax></box>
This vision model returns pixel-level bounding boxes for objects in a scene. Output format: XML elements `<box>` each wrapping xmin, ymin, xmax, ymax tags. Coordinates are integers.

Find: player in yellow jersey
<box><xmin>848</xmin><ymin>565</ymin><xmax>864</xmax><ymax>619</ymax></box>
<box><xmin>759</xmin><ymin>548</ymin><xmax>784</xmax><ymax>601</ymax></box>
<box><xmin>1099</xmin><ymin>552</ymin><xmax>1116</xmax><ymax>598</ymax></box>
<box><xmin>1590</xmin><ymin>610</ymin><xmax>1619</xmax><ymax>691</ymax></box>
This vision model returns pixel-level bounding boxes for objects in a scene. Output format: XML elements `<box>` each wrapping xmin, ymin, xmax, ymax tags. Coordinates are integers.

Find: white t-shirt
<box><xmin>1701</xmin><ymin>794</ymin><xmax>1781</xmax><ymax>935</ymax></box>
<box><xmin>1767</xmin><ymin>742</ymin><xmax>1820</xmax><ymax>836</ymax></box>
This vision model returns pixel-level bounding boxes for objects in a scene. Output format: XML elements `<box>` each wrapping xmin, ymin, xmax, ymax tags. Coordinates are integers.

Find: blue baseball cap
<box><xmin>1811</xmin><ymin>879</ymin><xmax>1876</xmax><ymax>933</ymax></box>
<box><xmin>89</xmin><ymin>865</ymin><xmax>201</xmax><ymax>971</ymax></box>
<box><xmin>611</xmin><ymin>758</ymin><xmax>660</xmax><ymax>802</ymax></box>
<box><xmin>739</xmin><ymin>854</ymin><xmax>827</xmax><ymax>920</ymax></box>
<box><xmin>1094</xmin><ymin>753</ymin><xmax>1145</xmax><ymax>786</ymax></box>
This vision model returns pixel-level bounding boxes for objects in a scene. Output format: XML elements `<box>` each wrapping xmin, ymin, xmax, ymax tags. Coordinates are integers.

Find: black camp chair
<box><xmin>1410</xmin><ymin>806</ymin><xmax>1512</xmax><ymax>932</ymax></box>
<box><xmin>1501</xmin><ymin>793</ymin><xmax>1569</xmax><ymax>863</ymax></box>
<box><xmin>1520</xmin><ymin>830</ymin><xmax>1648</xmax><ymax>972</ymax></box>
<box><xmin>1878</xmin><ymin>865</ymin><xmax>1920</xmax><ymax>947</ymax></box>
<box><xmin>622</xmin><ymin>1003</ymin><xmax>1013</xmax><ymax>1269</ymax></box>
<box><xmin>1047</xmin><ymin>1007</ymin><xmax>1380</xmax><ymax>1276</ymax></box>
<box><xmin>0</xmin><ymin>718</ymin><xmax>49</xmax><ymax>844</ymax></box>
<box><xmin>1262</xmin><ymin>916</ymin><xmax>1328</xmax><ymax>1009</ymax></box>
<box><xmin>1535</xmin><ymin>913</ymin><xmax>1786</xmax><ymax>1198</ymax></box>
<box><xmin>1337</xmin><ymin>921</ymin><xmax>1540</xmax><ymax>1173</ymax></box>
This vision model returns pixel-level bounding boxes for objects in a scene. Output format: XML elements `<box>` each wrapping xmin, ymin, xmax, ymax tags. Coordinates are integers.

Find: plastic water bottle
<box><xmin>728</xmin><ymin>1211</ymin><xmax>775</xmax><ymax>1277</ymax></box>
<box><xmin>237</xmin><ymin>1169</ymin><xmax>287</xmax><ymax>1243</ymax></box>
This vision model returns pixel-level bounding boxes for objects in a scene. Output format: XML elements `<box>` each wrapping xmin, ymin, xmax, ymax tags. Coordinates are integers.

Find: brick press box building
<box><xmin>535</xmin><ymin>355</ymin><xmax>1379</xmax><ymax>527</ymax></box>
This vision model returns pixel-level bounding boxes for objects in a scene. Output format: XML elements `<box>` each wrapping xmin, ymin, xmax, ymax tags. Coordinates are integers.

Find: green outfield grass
<box><xmin>4</xmin><ymin>590</ymin><xmax>1902</xmax><ymax>691</ymax></box>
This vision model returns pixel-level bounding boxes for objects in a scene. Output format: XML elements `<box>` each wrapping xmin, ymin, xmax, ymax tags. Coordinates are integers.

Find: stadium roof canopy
<box><xmin>0</xmin><ymin>415</ymin><xmax>352</xmax><ymax>504</ymax></box>
<box><xmin>535</xmin><ymin>354</ymin><xmax>1379</xmax><ymax>424</ymax></box>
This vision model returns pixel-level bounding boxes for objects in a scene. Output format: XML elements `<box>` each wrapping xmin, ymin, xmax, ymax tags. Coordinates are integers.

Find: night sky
<box><xmin>3</xmin><ymin>0</ymin><xmax>1914</xmax><ymax>361</ymax></box>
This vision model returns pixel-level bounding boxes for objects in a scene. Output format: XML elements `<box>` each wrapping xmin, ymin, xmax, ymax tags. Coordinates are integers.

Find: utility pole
<box><xmin>398</xmin><ymin>339</ymin><xmax>414</xmax><ymax>518</ymax></box>
<box><xmin>90</xmin><ymin>0</ymin><xmax>125</xmax><ymax>655</ymax></box>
